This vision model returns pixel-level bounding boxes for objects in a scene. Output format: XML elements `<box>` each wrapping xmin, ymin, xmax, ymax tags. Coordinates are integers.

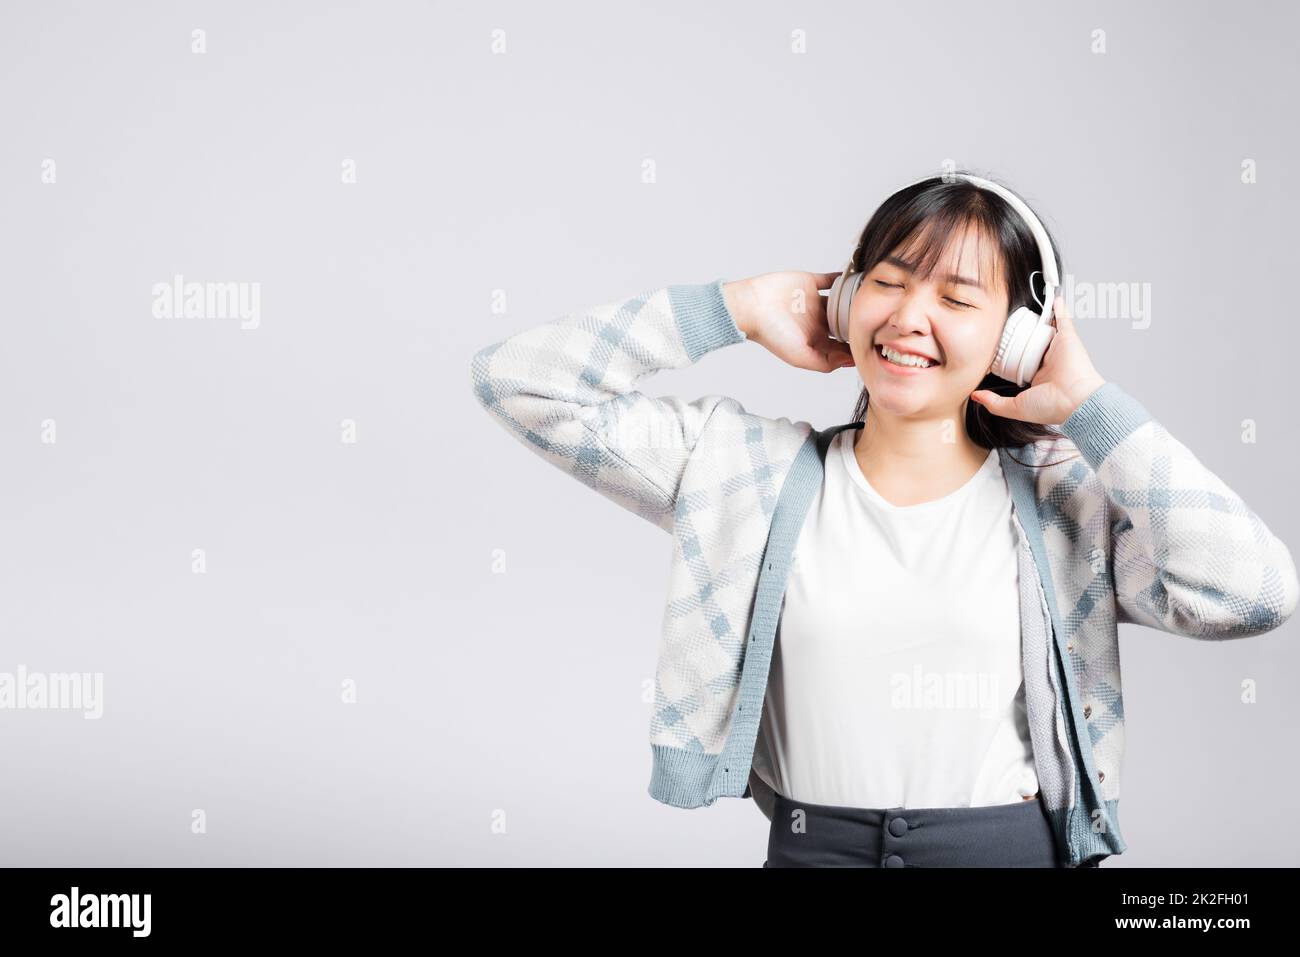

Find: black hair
<box><xmin>847</xmin><ymin>170</ymin><xmax>1078</xmax><ymax>468</ymax></box>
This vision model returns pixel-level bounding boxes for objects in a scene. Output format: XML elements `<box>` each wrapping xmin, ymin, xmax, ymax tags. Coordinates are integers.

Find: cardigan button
<box><xmin>1067</xmin><ymin>643</ymin><xmax>1074</xmax><ymax>653</ymax></box>
<box><xmin>1083</xmin><ymin>705</ymin><xmax>1092</xmax><ymax>719</ymax></box>
<box><xmin>1097</xmin><ymin>770</ymin><xmax>1105</xmax><ymax>783</ymax></box>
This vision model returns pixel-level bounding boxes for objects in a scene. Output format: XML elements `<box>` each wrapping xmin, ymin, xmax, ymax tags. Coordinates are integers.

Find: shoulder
<box><xmin>1006</xmin><ymin>430</ymin><xmax>1112</xmax><ymax>525</ymax></box>
<box><xmin>1008</xmin><ymin>429</ymin><xmax>1085</xmax><ymax>471</ymax></box>
<box><xmin>699</xmin><ymin>396</ymin><xmax>817</xmax><ymax>451</ymax></box>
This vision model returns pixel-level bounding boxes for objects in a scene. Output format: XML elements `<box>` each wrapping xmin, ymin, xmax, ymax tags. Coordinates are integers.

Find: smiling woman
<box><xmin>471</xmin><ymin>168</ymin><xmax>1299</xmax><ymax>869</ymax></box>
<box><xmin>841</xmin><ymin>176</ymin><xmax>1071</xmax><ymax>462</ymax></box>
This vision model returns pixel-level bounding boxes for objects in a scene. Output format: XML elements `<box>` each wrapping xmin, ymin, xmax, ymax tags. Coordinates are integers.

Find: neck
<box><xmin>852</xmin><ymin>402</ymin><xmax>990</xmax><ymax>505</ymax></box>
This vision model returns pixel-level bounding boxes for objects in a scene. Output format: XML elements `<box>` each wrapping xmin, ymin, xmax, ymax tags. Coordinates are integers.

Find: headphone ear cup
<box><xmin>990</xmin><ymin>306</ymin><xmax>1056</xmax><ymax>386</ymax></box>
<box><xmin>826</xmin><ymin>272</ymin><xmax>863</xmax><ymax>342</ymax></box>
<box><xmin>826</xmin><ymin>273</ymin><xmax>847</xmax><ymax>341</ymax></box>
<box><xmin>1018</xmin><ymin>320</ymin><xmax>1056</xmax><ymax>386</ymax></box>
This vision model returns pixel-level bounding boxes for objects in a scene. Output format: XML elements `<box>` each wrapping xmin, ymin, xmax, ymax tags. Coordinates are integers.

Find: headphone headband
<box><xmin>845</xmin><ymin>173</ymin><xmax>1059</xmax><ymax>297</ymax></box>
<box><xmin>939</xmin><ymin>173</ymin><xmax>1058</xmax><ymax>293</ymax></box>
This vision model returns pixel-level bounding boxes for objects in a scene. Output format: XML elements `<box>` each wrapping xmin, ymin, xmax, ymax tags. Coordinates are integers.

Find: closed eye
<box><xmin>875</xmin><ymin>280</ymin><xmax>973</xmax><ymax>310</ymax></box>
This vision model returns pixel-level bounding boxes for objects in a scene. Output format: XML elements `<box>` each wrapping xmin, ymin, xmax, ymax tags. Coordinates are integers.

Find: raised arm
<box><xmin>469</xmin><ymin>279</ymin><xmax>748</xmax><ymax>533</ymax></box>
<box><xmin>1059</xmin><ymin>381</ymin><xmax>1299</xmax><ymax>638</ymax></box>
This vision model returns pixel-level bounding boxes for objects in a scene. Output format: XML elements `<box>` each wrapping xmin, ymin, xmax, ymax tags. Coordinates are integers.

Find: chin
<box><xmin>865</xmin><ymin>388</ymin><xmax>934</xmax><ymax>417</ymax></box>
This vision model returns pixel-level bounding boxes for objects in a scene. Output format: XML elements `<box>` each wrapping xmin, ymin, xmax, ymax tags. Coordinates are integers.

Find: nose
<box><xmin>886</xmin><ymin>289</ymin><xmax>933</xmax><ymax>337</ymax></box>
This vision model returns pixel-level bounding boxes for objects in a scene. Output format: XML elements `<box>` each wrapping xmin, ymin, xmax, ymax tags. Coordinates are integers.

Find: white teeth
<box><xmin>880</xmin><ymin>344</ymin><xmax>936</xmax><ymax>368</ymax></box>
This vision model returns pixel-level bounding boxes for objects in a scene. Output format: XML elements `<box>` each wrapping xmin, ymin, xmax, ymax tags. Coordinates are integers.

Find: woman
<box><xmin>470</xmin><ymin>172</ymin><xmax>1298</xmax><ymax>868</ymax></box>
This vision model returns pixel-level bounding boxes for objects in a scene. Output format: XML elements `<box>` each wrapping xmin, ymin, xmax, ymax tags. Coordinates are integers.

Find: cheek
<box><xmin>851</xmin><ymin>301</ymin><xmax>905</xmax><ymax>349</ymax></box>
<box><xmin>938</xmin><ymin>317</ymin><xmax>1003</xmax><ymax>366</ymax></box>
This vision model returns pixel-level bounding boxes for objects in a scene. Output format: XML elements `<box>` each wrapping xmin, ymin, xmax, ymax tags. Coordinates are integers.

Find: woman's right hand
<box><xmin>722</xmin><ymin>271</ymin><xmax>857</xmax><ymax>373</ymax></box>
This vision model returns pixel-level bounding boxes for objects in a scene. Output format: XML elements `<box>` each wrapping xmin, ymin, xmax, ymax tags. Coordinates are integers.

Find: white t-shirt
<box><xmin>751</xmin><ymin>430</ymin><xmax>1039</xmax><ymax>809</ymax></box>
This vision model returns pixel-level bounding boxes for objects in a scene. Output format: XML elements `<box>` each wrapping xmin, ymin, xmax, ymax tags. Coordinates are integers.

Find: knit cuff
<box><xmin>1060</xmin><ymin>381</ymin><xmax>1154</xmax><ymax>468</ymax></box>
<box><xmin>667</xmin><ymin>278</ymin><xmax>747</xmax><ymax>361</ymax></box>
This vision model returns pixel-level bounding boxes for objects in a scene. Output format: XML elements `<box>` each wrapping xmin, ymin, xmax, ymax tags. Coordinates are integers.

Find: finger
<box><xmin>1052</xmin><ymin>295</ymin><xmax>1073</xmax><ymax>334</ymax></box>
<box><xmin>817</xmin><ymin>350</ymin><xmax>849</xmax><ymax>372</ymax></box>
<box><xmin>971</xmin><ymin>390</ymin><xmax>1016</xmax><ymax>418</ymax></box>
<box><xmin>816</xmin><ymin>270</ymin><xmax>843</xmax><ymax>290</ymax></box>
<box><xmin>797</xmin><ymin>343</ymin><xmax>834</xmax><ymax>373</ymax></box>
<box><xmin>814</xmin><ymin>331</ymin><xmax>854</xmax><ymax>357</ymax></box>
<box><xmin>815</xmin><ymin>345</ymin><xmax>855</xmax><ymax>372</ymax></box>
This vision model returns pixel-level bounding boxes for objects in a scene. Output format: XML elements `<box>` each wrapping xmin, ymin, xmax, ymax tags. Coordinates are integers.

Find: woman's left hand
<box><xmin>970</xmin><ymin>296</ymin><xmax>1107</xmax><ymax>425</ymax></box>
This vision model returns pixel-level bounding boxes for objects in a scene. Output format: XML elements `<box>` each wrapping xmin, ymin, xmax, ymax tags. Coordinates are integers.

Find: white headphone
<box><xmin>825</xmin><ymin>174</ymin><xmax>1059</xmax><ymax>387</ymax></box>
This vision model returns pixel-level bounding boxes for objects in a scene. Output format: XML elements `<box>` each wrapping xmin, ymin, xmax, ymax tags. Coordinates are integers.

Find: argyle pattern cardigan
<box><xmin>470</xmin><ymin>277</ymin><xmax>1298</xmax><ymax>866</ymax></box>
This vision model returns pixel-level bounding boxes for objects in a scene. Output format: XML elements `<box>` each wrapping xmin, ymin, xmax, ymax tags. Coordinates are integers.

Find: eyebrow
<box><xmin>882</xmin><ymin>255</ymin><xmax>986</xmax><ymax>292</ymax></box>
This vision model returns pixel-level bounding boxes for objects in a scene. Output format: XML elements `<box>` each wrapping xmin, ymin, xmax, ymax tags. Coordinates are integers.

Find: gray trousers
<box><xmin>763</xmin><ymin>789</ymin><xmax>1064</xmax><ymax>868</ymax></box>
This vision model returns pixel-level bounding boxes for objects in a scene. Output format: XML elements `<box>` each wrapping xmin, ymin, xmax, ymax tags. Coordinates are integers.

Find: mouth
<box><xmin>875</xmin><ymin>342</ymin><xmax>941</xmax><ymax>374</ymax></box>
